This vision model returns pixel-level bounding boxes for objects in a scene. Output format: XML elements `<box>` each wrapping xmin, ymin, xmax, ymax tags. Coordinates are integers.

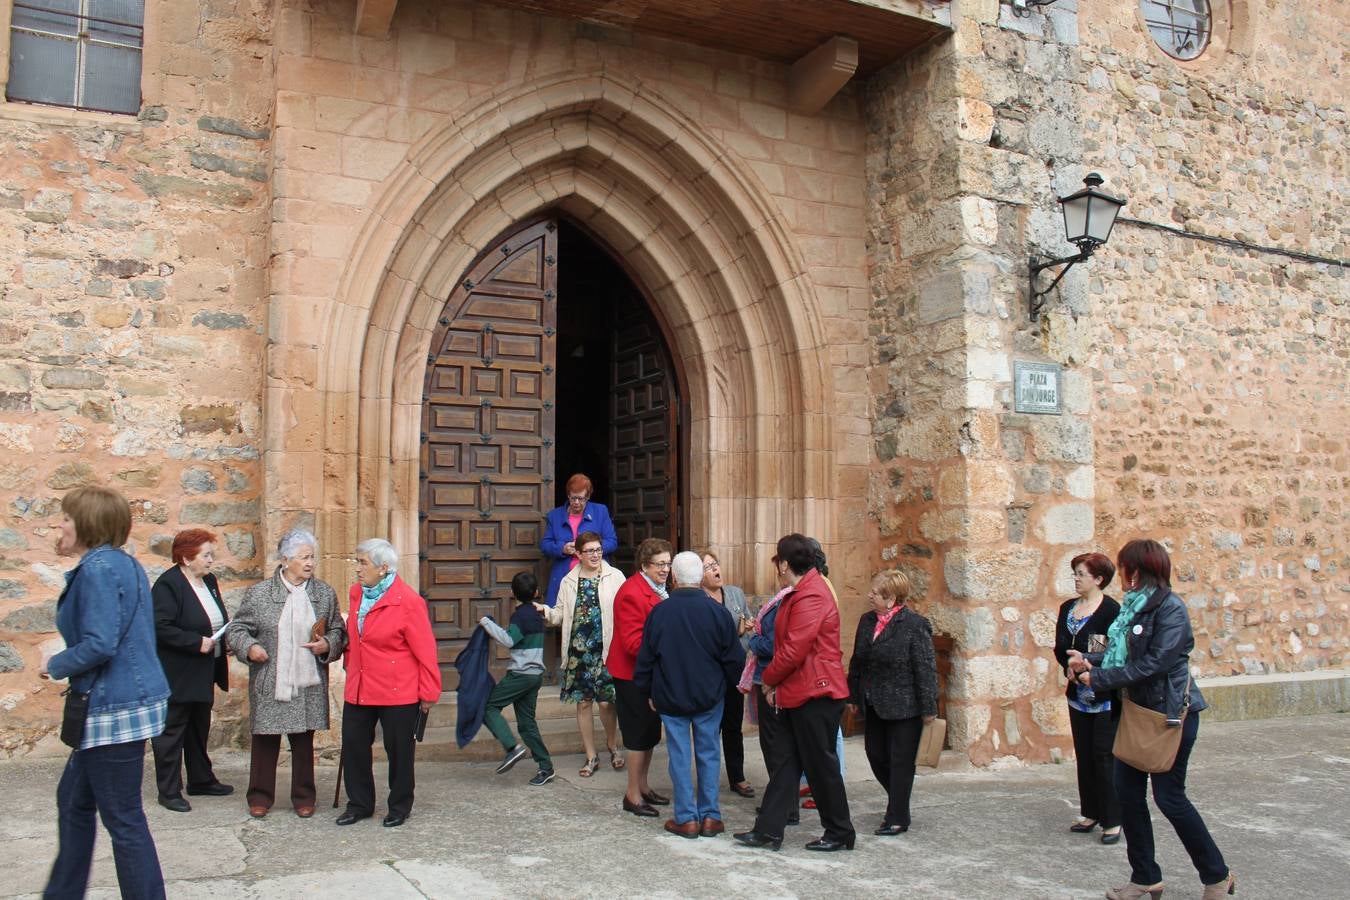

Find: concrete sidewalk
<box><xmin>4</xmin><ymin>713</ymin><xmax>1346</xmax><ymax>899</ymax></box>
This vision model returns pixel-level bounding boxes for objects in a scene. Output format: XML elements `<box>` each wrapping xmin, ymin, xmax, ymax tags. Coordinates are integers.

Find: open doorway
<box><xmin>554</xmin><ymin>220</ymin><xmax>682</xmax><ymax>574</ymax></box>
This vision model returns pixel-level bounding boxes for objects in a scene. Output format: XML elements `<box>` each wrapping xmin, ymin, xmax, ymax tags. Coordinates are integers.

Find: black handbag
<box><xmin>60</xmin><ymin>687</ymin><xmax>90</xmax><ymax>749</ymax></box>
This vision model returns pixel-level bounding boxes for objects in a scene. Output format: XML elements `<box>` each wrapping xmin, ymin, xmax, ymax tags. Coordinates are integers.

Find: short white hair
<box><xmin>355</xmin><ymin>538</ymin><xmax>399</xmax><ymax>573</ymax></box>
<box><xmin>277</xmin><ymin>528</ymin><xmax>317</xmax><ymax>560</ymax></box>
<box><xmin>670</xmin><ymin>551</ymin><xmax>703</xmax><ymax>588</ymax></box>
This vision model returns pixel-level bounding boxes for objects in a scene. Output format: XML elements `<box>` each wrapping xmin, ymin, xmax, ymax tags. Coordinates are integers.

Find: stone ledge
<box><xmin>1196</xmin><ymin>670</ymin><xmax>1350</xmax><ymax>723</ymax></box>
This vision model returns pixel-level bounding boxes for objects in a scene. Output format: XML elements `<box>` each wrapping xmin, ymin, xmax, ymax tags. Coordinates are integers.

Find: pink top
<box><xmin>566</xmin><ymin>512</ymin><xmax>583</xmax><ymax>571</ymax></box>
<box><xmin>873</xmin><ymin>604</ymin><xmax>902</xmax><ymax>640</ymax></box>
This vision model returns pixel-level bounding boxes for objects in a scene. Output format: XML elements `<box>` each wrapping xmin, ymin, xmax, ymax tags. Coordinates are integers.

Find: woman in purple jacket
<box><xmin>539</xmin><ymin>473</ymin><xmax>618</xmax><ymax>606</ymax></box>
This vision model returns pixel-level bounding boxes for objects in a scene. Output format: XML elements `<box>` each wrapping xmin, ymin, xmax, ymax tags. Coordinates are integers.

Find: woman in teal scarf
<box><xmin>1068</xmin><ymin>540</ymin><xmax>1234</xmax><ymax>900</ymax></box>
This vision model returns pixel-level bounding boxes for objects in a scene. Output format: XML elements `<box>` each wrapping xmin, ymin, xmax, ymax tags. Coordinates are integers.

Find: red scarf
<box><xmin>873</xmin><ymin>604</ymin><xmax>903</xmax><ymax>640</ymax></box>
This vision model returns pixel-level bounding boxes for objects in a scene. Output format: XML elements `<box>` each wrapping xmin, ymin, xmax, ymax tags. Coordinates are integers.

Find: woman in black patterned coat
<box><xmin>846</xmin><ymin>569</ymin><xmax>938</xmax><ymax>836</ymax></box>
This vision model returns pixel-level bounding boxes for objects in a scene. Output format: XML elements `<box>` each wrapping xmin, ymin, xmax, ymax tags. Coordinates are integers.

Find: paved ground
<box><xmin>3</xmin><ymin>713</ymin><xmax>1346</xmax><ymax>899</ymax></box>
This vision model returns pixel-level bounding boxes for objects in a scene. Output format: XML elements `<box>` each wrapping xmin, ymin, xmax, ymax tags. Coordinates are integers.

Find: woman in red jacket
<box><xmin>606</xmin><ymin>537</ymin><xmax>674</xmax><ymax>818</ymax></box>
<box><xmin>337</xmin><ymin>539</ymin><xmax>442</xmax><ymax>828</ymax></box>
<box><xmin>735</xmin><ymin>533</ymin><xmax>855</xmax><ymax>853</ymax></box>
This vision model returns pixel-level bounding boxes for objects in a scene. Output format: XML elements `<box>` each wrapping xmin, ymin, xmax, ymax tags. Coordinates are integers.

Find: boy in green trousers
<box><xmin>479</xmin><ymin>572</ymin><xmax>554</xmax><ymax>785</ymax></box>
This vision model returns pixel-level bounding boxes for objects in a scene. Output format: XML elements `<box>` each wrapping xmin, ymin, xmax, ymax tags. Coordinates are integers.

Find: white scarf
<box><xmin>274</xmin><ymin>572</ymin><xmax>320</xmax><ymax>702</ymax></box>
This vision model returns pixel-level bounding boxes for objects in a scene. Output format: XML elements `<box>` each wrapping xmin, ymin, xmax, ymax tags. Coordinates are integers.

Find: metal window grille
<box><xmin>1139</xmin><ymin>0</ymin><xmax>1212</xmax><ymax>61</ymax></box>
<box><xmin>6</xmin><ymin>0</ymin><xmax>144</xmax><ymax>115</ymax></box>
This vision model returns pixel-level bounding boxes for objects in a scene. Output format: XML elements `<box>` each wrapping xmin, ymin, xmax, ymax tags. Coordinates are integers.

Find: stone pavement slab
<box><xmin>3</xmin><ymin>714</ymin><xmax>1346</xmax><ymax>899</ymax></box>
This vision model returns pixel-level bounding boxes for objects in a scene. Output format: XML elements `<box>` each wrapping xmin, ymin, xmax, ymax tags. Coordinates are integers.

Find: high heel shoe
<box><xmin>1070</xmin><ymin>819</ymin><xmax>1099</xmax><ymax>833</ymax></box>
<box><xmin>804</xmin><ymin>833</ymin><xmax>856</xmax><ymax>851</ymax></box>
<box><xmin>1105</xmin><ymin>883</ymin><xmax>1164</xmax><ymax>900</ymax></box>
<box><xmin>733</xmin><ymin>829</ymin><xmax>782</xmax><ymax>851</ymax></box>
<box><xmin>1200</xmin><ymin>872</ymin><xmax>1236</xmax><ymax>899</ymax></box>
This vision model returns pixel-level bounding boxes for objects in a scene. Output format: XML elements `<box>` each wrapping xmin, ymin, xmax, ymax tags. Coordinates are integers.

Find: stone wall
<box><xmin>0</xmin><ymin>0</ymin><xmax>274</xmax><ymax>755</ymax></box>
<box><xmin>1072</xmin><ymin>0</ymin><xmax>1348</xmax><ymax>675</ymax></box>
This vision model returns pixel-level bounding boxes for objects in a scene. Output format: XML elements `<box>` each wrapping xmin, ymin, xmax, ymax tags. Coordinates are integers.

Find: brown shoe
<box><xmin>700</xmin><ymin>817</ymin><xmax>725</xmax><ymax>837</ymax></box>
<box><xmin>663</xmin><ymin>818</ymin><xmax>700</xmax><ymax>839</ymax></box>
<box><xmin>295</xmin><ymin>806</ymin><xmax>315</xmax><ymax>818</ymax></box>
<box><xmin>1105</xmin><ymin>884</ymin><xmax>1164</xmax><ymax>900</ymax></box>
<box><xmin>248</xmin><ymin>806</ymin><xmax>268</xmax><ymax>818</ymax></box>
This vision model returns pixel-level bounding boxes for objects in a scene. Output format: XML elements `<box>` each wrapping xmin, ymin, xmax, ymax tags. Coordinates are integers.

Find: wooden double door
<box><xmin>419</xmin><ymin>218</ymin><xmax>680</xmax><ymax>685</ymax></box>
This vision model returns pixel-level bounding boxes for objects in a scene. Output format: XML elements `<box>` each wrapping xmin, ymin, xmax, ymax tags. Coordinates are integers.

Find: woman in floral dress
<box><xmin>538</xmin><ymin>531</ymin><xmax>626</xmax><ymax>775</ymax></box>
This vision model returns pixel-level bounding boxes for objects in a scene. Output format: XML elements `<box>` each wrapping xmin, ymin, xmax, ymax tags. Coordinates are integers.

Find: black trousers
<box><xmin>341</xmin><ymin>701</ymin><xmax>420</xmax><ymax>818</ymax></box>
<box><xmin>863</xmin><ymin>706</ymin><xmax>922</xmax><ymax>827</ymax></box>
<box><xmin>753</xmin><ymin>696</ymin><xmax>853</xmax><ymax>841</ymax></box>
<box><xmin>1070</xmin><ymin>705</ymin><xmax>1121</xmax><ymax>828</ymax></box>
<box><xmin>755</xmin><ymin>688</ymin><xmax>790</xmax><ymax>788</ymax></box>
<box><xmin>720</xmin><ymin>683</ymin><xmax>746</xmax><ymax>785</ymax></box>
<box><xmin>150</xmin><ymin>700</ymin><xmax>218</xmax><ymax>799</ymax></box>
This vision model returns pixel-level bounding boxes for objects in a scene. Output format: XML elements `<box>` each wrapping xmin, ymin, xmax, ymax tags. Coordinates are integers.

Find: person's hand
<box><xmin>562</xmin><ymin>541</ymin><xmax>576</xmax><ymax>557</ymax></box>
<box><xmin>199</xmin><ymin>637</ymin><xmax>215</xmax><ymax>655</ymax></box>
<box><xmin>647</xmin><ymin>699</ymin><xmax>657</xmax><ymax>712</ymax></box>
<box><xmin>419</xmin><ymin>700</ymin><xmax>434</xmax><ymax>713</ymax></box>
<box><xmin>1077</xmin><ymin>670</ymin><xmax>1092</xmax><ymax>686</ymax></box>
<box><xmin>1066</xmin><ymin>649</ymin><xmax>1088</xmax><ymax>674</ymax></box>
<box><xmin>479</xmin><ymin>616</ymin><xmax>491</xmax><ymax>627</ymax></box>
<box><xmin>533</xmin><ymin>602</ymin><xmax>548</xmax><ymax>614</ymax></box>
<box><xmin>247</xmin><ymin>644</ymin><xmax>269</xmax><ymax>663</ymax></box>
<box><xmin>846</xmin><ymin>703</ymin><xmax>858</xmax><ymax>717</ymax></box>
<box><xmin>922</xmin><ymin>714</ymin><xmax>936</xmax><ymax>724</ymax></box>
<box><xmin>763</xmin><ymin>685</ymin><xmax>776</xmax><ymax>706</ymax></box>
<box><xmin>301</xmin><ymin>637</ymin><xmax>329</xmax><ymax>657</ymax></box>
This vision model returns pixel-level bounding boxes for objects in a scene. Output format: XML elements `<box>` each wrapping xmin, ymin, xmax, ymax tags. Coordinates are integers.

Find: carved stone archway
<box><xmin>267</xmin><ymin>71</ymin><xmax>839</xmax><ymax>594</ymax></box>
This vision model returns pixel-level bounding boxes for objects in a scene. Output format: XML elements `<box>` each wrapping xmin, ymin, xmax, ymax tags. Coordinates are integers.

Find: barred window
<box><xmin>6</xmin><ymin>0</ymin><xmax>144</xmax><ymax>115</ymax></box>
<box><xmin>1139</xmin><ymin>0</ymin><xmax>1211</xmax><ymax>61</ymax></box>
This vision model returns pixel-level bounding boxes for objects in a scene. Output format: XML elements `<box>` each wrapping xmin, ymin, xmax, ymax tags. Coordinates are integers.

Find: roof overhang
<box><xmin>355</xmin><ymin>1</ymin><xmax>953</xmax><ymax>79</ymax></box>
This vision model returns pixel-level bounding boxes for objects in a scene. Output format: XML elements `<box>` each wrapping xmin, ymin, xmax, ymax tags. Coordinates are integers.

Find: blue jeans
<box><xmin>1115</xmin><ymin>713</ymin><xmax>1228</xmax><ymax>886</ymax></box>
<box><xmin>661</xmin><ymin>701</ymin><xmax>724</xmax><ymax>825</ymax></box>
<box><xmin>46</xmin><ymin>739</ymin><xmax>166</xmax><ymax>900</ymax></box>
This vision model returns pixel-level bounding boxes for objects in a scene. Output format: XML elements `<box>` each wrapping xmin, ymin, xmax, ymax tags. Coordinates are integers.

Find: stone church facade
<box><xmin>0</xmin><ymin>0</ymin><xmax>1343</xmax><ymax>763</ymax></box>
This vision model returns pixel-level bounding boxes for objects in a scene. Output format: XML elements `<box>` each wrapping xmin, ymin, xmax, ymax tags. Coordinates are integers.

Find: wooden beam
<box><xmin>354</xmin><ymin>0</ymin><xmax>398</xmax><ymax>37</ymax></box>
<box><xmin>788</xmin><ymin>35</ymin><xmax>859</xmax><ymax>115</ymax></box>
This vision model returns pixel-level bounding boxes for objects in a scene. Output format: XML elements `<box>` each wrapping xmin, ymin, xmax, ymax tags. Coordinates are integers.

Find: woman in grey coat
<box><xmin>225</xmin><ymin>529</ymin><xmax>346</xmax><ymax>818</ymax></box>
<box><xmin>700</xmin><ymin>549</ymin><xmax>755</xmax><ymax>797</ymax></box>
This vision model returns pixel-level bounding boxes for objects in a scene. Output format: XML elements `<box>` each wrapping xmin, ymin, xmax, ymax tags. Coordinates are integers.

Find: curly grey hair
<box><xmin>277</xmin><ymin>528</ymin><xmax>318</xmax><ymax>560</ymax></box>
<box><xmin>354</xmin><ymin>538</ymin><xmax>399</xmax><ymax>573</ymax></box>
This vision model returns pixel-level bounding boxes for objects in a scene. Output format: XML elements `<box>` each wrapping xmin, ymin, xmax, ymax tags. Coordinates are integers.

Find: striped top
<box><xmin>480</xmin><ymin>604</ymin><xmax>546</xmax><ymax>676</ymax></box>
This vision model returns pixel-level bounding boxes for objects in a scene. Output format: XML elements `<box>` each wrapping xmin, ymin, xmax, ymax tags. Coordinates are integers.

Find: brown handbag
<box><xmin>310</xmin><ymin>617</ymin><xmax>327</xmax><ymax>643</ymax></box>
<box><xmin>916</xmin><ymin>717</ymin><xmax>946</xmax><ymax>768</ymax></box>
<box><xmin>1112</xmin><ymin>679</ymin><xmax>1190</xmax><ymax>773</ymax></box>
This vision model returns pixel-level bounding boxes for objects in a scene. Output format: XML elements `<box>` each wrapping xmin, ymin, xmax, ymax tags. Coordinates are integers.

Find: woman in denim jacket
<box><xmin>40</xmin><ymin>486</ymin><xmax>171</xmax><ymax>900</ymax></box>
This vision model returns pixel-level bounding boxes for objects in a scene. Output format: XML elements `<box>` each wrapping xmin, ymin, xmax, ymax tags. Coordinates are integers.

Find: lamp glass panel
<box><xmin>1085</xmin><ymin>195</ymin><xmax>1121</xmax><ymax>243</ymax></box>
<box><xmin>1061</xmin><ymin>194</ymin><xmax>1089</xmax><ymax>242</ymax></box>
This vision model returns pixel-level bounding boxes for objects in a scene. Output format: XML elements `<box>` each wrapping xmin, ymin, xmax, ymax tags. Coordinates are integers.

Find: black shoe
<box><xmin>641</xmin><ymin>789</ymin><xmax>670</xmax><ymax>806</ymax></box>
<box><xmin>382</xmin><ymin>813</ymin><xmax>408</xmax><ymax>828</ymax></box>
<box><xmin>732</xmin><ymin>830</ymin><xmax>782</xmax><ymax>851</ymax></box>
<box><xmin>805</xmin><ymin>834</ymin><xmax>856</xmax><ymax>851</ymax></box>
<box><xmin>874</xmin><ymin>824</ymin><xmax>908</xmax><ymax>836</ymax></box>
<box><xmin>336</xmin><ymin>811</ymin><xmax>371</xmax><ymax>826</ymax></box>
<box><xmin>754</xmin><ymin>805</ymin><xmax>798</xmax><ymax>826</ymax></box>
<box><xmin>186</xmin><ymin>782</ymin><xmax>234</xmax><ymax>797</ymax></box>
<box><xmin>496</xmin><ymin>744</ymin><xmax>529</xmax><ymax>775</ymax></box>
<box><xmin>1100</xmin><ymin>829</ymin><xmax>1122</xmax><ymax>845</ymax></box>
<box><xmin>1070</xmin><ymin>819</ymin><xmax>1099</xmax><ymax>833</ymax></box>
<box><xmin>158</xmin><ymin>795</ymin><xmax>191</xmax><ymax>813</ymax></box>
<box><xmin>623</xmin><ymin>796</ymin><xmax>659</xmax><ymax>818</ymax></box>
<box><xmin>528</xmin><ymin>769</ymin><xmax>556</xmax><ymax>786</ymax></box>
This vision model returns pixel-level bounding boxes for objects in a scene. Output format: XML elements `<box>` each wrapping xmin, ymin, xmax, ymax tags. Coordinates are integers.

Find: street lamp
<box><xmin>1029</xmin><ymin>173</ymin><xmax>1125</xmax><ymax>320</ymax></box>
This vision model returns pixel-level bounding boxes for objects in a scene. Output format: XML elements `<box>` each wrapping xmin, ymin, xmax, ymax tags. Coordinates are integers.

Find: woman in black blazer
<box><xmin>846</xmin><ymin>569</ymin><xmax>938</xmax><ymax>836</ymax></box>
<box><xmin>1053</xmin><ymin>552</ymin><xmax>1121</xmax><ymax>843</ymax></box>
<box><xmin>150</xmin><ymin>529</ymin><xmax>232</xmax><ymax>811</ymax></box>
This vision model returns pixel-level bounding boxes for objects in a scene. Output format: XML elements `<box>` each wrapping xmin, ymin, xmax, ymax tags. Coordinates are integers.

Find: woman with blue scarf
<box><xmin>1069</xmin><ymin>540</ymin><xmax>1234</xmax><ymax>900</ymax></box>
<box><xmin>337</xmin><ymin>539</ymin><xmax>442</xmax><ymax>828</ymax></box>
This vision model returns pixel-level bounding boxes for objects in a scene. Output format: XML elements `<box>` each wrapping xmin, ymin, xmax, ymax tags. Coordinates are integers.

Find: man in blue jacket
<box><xmin>634</xmin><ymin>551</ymin><xmax>745</xmax><ymax>839</ymax></box>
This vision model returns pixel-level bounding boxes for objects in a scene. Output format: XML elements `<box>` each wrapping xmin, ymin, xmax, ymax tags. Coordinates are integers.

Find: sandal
<box><xmin>579</xmin><ymin>756</ymin><xmax>599</xmax><ymax>777</ymax></box>
<box><xmin>608</xmin><ymin>746</ymin><xmax>626</xmax><ymax>770</ymax></box>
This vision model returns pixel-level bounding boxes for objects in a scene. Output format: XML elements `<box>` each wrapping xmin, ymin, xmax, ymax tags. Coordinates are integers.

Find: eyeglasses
<box><xmin>703</xmin><ymin>562</ymin><xmax>719</xmax><ymax>571</ymax></box>
<box><xmin>579</xmin><ymin>547</ymin><xmax>604</xmax><ymax>556</ymax></box>
<box><xmin>647</xmin><ymin>561</ymin><xmax>671</xmax><ymax>569</ymax></box>
<box><xmin>567</xmin><ymin>495</ymin><xmax>589</xmax><ymax>502</ymax></box>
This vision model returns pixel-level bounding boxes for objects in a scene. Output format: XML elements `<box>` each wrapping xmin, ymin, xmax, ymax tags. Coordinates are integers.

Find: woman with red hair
<box><xmin>149</xmin><ymin>528</ymin><xmax>232</xmax><ymax>812</ymax></box>
<box><xmin>540</xmin><ymin>473</ymin><xmax>618</xmax><ymax>607</ymax></box>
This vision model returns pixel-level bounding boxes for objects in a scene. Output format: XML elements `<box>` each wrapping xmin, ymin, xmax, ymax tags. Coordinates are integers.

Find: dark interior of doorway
<box><xmin>553</xmin><ymin>221</ymin><xmax>626</xmax><ymax>507</ymax></box>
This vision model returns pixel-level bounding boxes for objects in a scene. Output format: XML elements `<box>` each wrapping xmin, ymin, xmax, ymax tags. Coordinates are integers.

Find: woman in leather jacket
<box><xmin>1069</xmin><ymin>540</ymin><xmax>1235</xmax><ymax>900</ymax></box>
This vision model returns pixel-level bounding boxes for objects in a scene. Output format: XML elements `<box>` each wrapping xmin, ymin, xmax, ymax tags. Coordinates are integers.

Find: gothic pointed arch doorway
<box><xmin>419</xmin><ymin>216</ymin><xmax>683</xmax><ymax>685</ymax></box>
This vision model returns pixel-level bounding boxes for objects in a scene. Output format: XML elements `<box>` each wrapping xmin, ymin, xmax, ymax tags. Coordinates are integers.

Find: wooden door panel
<box><xmin>609</xmin><ymin>300</ymin><xmax>678</xmax><ymax>575</ymax></box>
<box><xmin>420</xmin><ymin>219</ymin><xmax>557</xmax><ymax>686</ymax></box>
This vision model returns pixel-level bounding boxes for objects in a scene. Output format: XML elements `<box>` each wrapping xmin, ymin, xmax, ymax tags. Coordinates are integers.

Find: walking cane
<box><xmin>333</xmin><ymin>754</ymin><xmax>344</xmax><ymax>808</ymax></box>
